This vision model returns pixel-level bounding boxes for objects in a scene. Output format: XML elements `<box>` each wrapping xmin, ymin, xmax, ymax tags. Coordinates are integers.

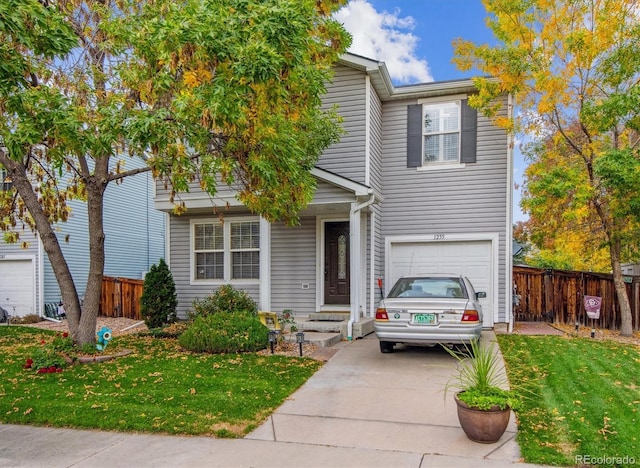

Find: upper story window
<box><xmin>423</xmin><ymin>102</ymin><xmax>460</xmax><ymax>164</ymax></box>
<box><xmin>407</xmin><ymin>99</ymin><xmax>477</xmax><ymax>169</ymax></box>
<box><xmin>193</xmin><ymin>219</ymin><xmax>260</xmax><ymax>281</ymax></box>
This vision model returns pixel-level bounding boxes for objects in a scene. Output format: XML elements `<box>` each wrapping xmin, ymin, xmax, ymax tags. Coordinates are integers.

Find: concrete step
<box><xmin>307</xmin><ymin>312</ymin><xmax>350</xmax><ymax>322</ymax></box>
<box><xmin>296</xmin><ymin>317</ymin><xmax>375</xmax><ymax>340</ymax></box>
<box><xmin>281</xmin><ymin>331</ymin><xmax>342</xmax><ymax>348</ymax></box>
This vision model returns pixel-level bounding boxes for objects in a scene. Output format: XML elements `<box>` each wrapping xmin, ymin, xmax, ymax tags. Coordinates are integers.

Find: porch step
<box><xmin>281</xmin><ymin>331</ymin><xmax>342</xmax><ymax>348</ymax></box>
<box><xmin>308</xmin><ymin>312</ymin><xmax>350</xmax><ymax>322</ymax></box>
<box><xmin>297</xmin><ymin>316</ymin><xmax>375</xmax><ymax>340</ymax></box>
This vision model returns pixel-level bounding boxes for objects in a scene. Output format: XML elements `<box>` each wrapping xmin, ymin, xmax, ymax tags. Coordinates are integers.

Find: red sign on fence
<box><xmin>584</xmin><ymin>295</ymin><xmax>602</xmax><ymax>320</ymax></box>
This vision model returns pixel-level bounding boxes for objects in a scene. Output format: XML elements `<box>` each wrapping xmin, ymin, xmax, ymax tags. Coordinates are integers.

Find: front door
<box><xmin>324</xmin><ymin>221</ymin><xmax>350</xmax><ymax>305</ymax></box>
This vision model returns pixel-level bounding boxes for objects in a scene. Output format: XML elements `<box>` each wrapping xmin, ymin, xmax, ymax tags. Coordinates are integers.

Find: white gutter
<box><xmin>348</xmin><ymin>194</ymin><xmax>376</xmax><ymax>340</ymax></box>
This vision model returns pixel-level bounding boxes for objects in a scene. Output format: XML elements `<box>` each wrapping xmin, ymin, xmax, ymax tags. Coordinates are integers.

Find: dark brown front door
<box><xmin>324</xmin><ymin>221</ymin><xmax>350</xmax><ymax>304</ymax></box>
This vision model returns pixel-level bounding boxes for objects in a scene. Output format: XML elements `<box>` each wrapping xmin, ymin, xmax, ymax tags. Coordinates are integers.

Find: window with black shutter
<box><xmin>407</xmin><ymin>99</ymin><xmax>477</xmax><ymax>167</ymax></box>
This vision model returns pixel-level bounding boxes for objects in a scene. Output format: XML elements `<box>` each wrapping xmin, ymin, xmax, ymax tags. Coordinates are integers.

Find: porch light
<box><xmin>296</xmin><ymin>331</ymin><xmax>305</xmax><ymax>356</ymax></box>
<box><xmin>268</xmin><ymin>330</ymin><xmax>277</xmax><ymax>354</ymax></box>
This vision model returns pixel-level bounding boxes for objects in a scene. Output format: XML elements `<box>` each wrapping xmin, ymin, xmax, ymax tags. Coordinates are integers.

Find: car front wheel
<box><xmin>379</xmin><ymin>341</ymin><xmax>395</xmax><ymax>353</ymax></box>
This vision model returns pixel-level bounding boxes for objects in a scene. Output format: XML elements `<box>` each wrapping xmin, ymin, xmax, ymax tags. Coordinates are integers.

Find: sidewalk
<box><xmin>0</xmin><ymin>332</ymin><xmax>544</xmax><ymax>468</ymax></box>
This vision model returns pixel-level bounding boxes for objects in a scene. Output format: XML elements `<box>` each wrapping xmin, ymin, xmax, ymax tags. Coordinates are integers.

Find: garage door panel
<box><xmin>388</xmin><ymin>240</ymin><xmax>493</xmax><ymax>327</ymax></box>
<box><xmin>0</xmin><ymin>259</ymin><xmax>35</xmax><ymax>317</ymax></box>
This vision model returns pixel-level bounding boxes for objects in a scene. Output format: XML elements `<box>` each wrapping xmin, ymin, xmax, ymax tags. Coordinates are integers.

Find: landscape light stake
<box><xmin>296</xmin><ymin>331</ymin><xmax>305</xmax><ymax>356</ymax></box>
<box><xmin>268</xmin><ymin>330</ymin><xmax>277</xmax><ymax>354</ymax></box>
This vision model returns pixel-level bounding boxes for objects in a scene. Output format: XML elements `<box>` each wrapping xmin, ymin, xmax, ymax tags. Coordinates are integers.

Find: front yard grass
<box><xmin>0</xmin><ymin>326</ymin><xmax>322</xmax><ymax>437</ymax></box>
<box><xmin>498</xmin><ymin>334</ymin><xmax>640</xmax><ymax>467</ymax></box>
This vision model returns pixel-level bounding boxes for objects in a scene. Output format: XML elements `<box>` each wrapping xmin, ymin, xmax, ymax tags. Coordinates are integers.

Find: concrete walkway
<box><xmin>0</xmin><ymin>332</ymin><xmax>543</xmax><ymax>468</ymax></box>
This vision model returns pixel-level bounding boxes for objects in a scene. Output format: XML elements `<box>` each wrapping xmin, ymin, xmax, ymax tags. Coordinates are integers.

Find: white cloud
<box><xmin>335</xmin><ymin>0</ymin><xmax>433</xmax><ymax>84</ymax></box>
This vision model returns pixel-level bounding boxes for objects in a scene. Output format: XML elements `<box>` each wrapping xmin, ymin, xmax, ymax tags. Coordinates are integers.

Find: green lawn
<box><xmin>498</xmin><ymin>334</ymin><xmax>640</xmax><ymax>467</ymax></box>
<box><xmin>0</xmin><ymin>326</ymin><xmax>322</xmax><ymax>437</ymax></box>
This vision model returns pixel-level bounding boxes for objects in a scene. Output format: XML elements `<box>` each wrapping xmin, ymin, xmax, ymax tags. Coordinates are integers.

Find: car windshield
<box><xmin>387</xmin><ymin>277</ymin><xmax>468</xmax><ymax>299</ymax></box>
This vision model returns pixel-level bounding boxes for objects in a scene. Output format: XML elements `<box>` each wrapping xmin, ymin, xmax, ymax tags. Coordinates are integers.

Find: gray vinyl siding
<box><xmin>270</xmin><ymin>218</ymin><xmax>316</xmax><ymax>315</ymax></box>
<box><xmin>369</xmin><ymin>87</ymin><xmax>383</xmax><ymax>196</ymax></box>
<box><xmin>155</xmin><ymin>174</ymin><xmax>240</xmax><ymax>208</ymax></box>
<box><xmin>44</xmin><ymin>167</ymin><xmax>165</xmax><ymax>303</ymax></box>
<box><xmin>43</xmin><ymin>199</ymin><xmax>90</xmax><ymax>304</ymax></box>
<box><xmin>380</xmin><ymin>95</ymin><xmax>509</xmax><ymax>320</ymax></box>
<box><xmin>370</xmin><ymin>203</ymin><xmax>383</xmax><ymax>314</ymax></box>
<box><xmin>169</xmin><ymin>213</ymin><xmax>260</xmax><ymax>318</ymax></box>
<box><xmin>0</xmin><ymin>230</ymin><xmax>40</xmax><ymax>314</ymax></box>
<box><xmin>368</xmin><ymin>88</ymin><xmax>384</xmax><ymax>316</ymax></box>
<box><xmin>313</xmin><ymin>179</ymin><xmax>358</xmax><ymax>204</ymax></box>
<box><xmin>318</xmin><ymin>65</ymin><xmax>367</xmax><ymax>184</ymax></box>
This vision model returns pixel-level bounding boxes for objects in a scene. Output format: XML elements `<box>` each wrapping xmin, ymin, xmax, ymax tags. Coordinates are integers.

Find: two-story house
<box><xmin>0</xmin><ymin>162</ymin><xmax>165</xmax><ymax>318</ymax></box>
<box><xmin>154</xmin><ymin>52</ymin><xmax>514</xmax><ymax>336</ymax></box>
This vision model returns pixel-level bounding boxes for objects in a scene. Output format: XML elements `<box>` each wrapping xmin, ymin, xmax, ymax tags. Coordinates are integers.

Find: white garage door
<box><xmin>388</xmin><ymin>239</ymin><xmax>494</xmax><ymax>327</ymax></box>
<box><xmin>0</xmin><ymin>259</ymin><xmax>35</xmax><ymax>318</ymax></box>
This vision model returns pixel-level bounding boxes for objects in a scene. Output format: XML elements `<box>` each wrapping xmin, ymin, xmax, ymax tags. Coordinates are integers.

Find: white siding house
<box><xmin>0</xmin><ymin>162</ymin><xmax>165</xmax><ymax>318</ymax></box>
<box><xmin>155</xmin><ymin>53</ymin><xmax>513</xmax><ymax>332</ymax></box>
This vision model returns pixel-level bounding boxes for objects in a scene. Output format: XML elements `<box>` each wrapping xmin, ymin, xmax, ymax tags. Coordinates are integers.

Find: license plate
<box><xmin>413</xmin><ymin>313</ymin><xmax>436</xmax><ymax>324</ymax></box>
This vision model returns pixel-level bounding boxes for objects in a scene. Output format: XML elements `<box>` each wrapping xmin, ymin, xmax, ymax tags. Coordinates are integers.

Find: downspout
<box><xmin>348</xmin><ymin>194</ymin><xmax>376</xmax><ymax>340</ymax></box>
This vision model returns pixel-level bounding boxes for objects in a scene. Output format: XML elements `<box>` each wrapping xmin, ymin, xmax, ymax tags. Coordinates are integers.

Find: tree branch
<box><xmin>108</xmin><ymin>164</ymin><xmax>152</xmax><ymax>182</ymax></box>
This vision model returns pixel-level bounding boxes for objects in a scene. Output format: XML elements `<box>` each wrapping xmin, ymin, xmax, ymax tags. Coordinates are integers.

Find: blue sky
<box><xmin>336</xmin><ymin>0</ymin><xmax>527</xmax><ymax>222</ymax></box>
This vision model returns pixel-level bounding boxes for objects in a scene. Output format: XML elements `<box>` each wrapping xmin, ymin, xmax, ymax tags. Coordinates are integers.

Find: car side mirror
<box><xmin>476</xmin><ymin>292</ymin><xmax>487</xmax><ymax>299</ymax></box>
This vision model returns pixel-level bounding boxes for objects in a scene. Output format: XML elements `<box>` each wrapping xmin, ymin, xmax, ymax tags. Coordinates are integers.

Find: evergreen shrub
<box><xmin>141</xmin><ymin>258</ymin><xmax>178</xmax><ymax>329</ymax></box>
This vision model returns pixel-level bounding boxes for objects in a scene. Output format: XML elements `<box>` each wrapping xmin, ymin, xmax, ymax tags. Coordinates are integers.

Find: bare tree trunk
<box><xmin>76</xmin><ymin>163</ymin><xmax>109</xmax><ymax>345</ymax></box>
<box><xmin>610</xmin><ymin>238</ymin><xmax>633</xmax><ymax>336</ymax></box>
<box><xmin>0</xmin><ymin>152</ymin><xmax>83</xmax><ymax>341</ymax></box>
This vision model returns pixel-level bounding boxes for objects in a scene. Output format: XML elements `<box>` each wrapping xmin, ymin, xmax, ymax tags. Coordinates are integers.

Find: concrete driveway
<box><xmin>247</xmin><ymin>330</ymin><xmax>524</xmax><ymax>466</ymax></box>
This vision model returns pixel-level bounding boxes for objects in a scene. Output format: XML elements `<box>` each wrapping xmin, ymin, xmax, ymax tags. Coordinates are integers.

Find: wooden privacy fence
<box><xmin>513</xmin><ymin>265</ymin><xmax>640</xmax><ymax>331</ymax></box>
<box><xmin>100</xmin><ymin>276</ymin><xmax>144</xmax><ymax>320</ymax></box>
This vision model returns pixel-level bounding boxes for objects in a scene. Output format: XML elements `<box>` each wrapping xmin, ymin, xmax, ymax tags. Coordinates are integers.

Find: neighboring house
<box><xmin>155</xmin><ymin>52</ymin><xmax>514</xmax><ymax>332</ymax></box>
<box><xmin>0</xmin><ymin>162</ymin><xmax>165</xmax><ymax>318</ymax></box>
<box><xmin>621</xmin><ymin>264</ymin><xmax>640</xmax><ymax>276</ymax></box>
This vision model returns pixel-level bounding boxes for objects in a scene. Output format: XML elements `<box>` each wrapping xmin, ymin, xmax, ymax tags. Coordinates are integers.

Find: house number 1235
<box><xmin>433</xmin><ymin>234</ymin><xmax>445</xmax><ymax>240</ymax></box>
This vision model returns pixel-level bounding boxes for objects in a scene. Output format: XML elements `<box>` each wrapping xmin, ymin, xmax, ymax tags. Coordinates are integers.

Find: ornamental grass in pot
<box><xmin>444</xmin><ymin>338</ymin><xmax>520</xmax><ymax>444</ymax></box>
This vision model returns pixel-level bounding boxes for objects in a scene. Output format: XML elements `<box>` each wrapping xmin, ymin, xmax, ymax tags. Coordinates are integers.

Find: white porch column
<box><xmin>259</xmin><ymin>217</ymin><xmax>271</xmax><ymax>311</ymax></box>
<box><xmin>348</xmin><ymin>195</ymin><xmax>376</xmax><ymax>339</ymax></box>
<box><xmin>349</xmin><ymin>203</ymin><xmax>362</xmax><ymax>337</ymax></box>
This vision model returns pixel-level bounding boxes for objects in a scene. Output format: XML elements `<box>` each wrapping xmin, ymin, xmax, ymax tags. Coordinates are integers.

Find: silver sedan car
<box><xmin>374</xmin><ymin>275</ymin><xmax>485</xmax><ymax>353</ymax></box>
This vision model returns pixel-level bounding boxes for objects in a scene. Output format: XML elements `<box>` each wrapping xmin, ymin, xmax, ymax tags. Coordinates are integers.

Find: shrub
<box><xmin>141</xmin><ymin>258</ymin><xmax>178</xmax><ymax>329</ymax></box>
<box><xmin>178</xmin><ymin>312</ymin><xmax>268</xmax><ymax>354</ymax></box>
<box><xmin>25</xmin><ymin>332</ymin><xmax>72</xmax><ymax>372</ymax></box>
<box><xmin>189</xmin><ymin>284</ymin><xmax>257</xmax><ymax>319</ymax></box>
<box><xmin>11</xmin><ymin>314</ymin><xmax>43</xmax><ymax>324</ymax></box>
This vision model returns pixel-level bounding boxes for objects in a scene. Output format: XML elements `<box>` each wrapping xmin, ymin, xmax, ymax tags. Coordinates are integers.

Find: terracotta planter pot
<box><xmin>454</xmin><ymin>392</ymin><xmax>511</xmax><ymax>444</ymax></box>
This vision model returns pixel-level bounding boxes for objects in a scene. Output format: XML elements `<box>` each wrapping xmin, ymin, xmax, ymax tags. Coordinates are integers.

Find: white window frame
<box><xmin>1</xmin><ymin>166</ymin><xmax>11</xmax><ymax>191</ymax></box>
<box><xmin>190</xmin><ymin>217</ymin><xmax>260</xmax><ymax>284</ymax></box>
<box><xmin>422</xmin><ymin>100</ymin><xmax>461</xmax><ymax>166</ymax></box>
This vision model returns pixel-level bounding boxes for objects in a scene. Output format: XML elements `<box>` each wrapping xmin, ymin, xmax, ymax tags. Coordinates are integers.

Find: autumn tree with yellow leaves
<box><xmin>454</xmin><ymin>0</ymin><xmax>640</xmax><ymax>336</ymax></box>
<box><xmin>0</xmin><ymin>0</ymin><xmax>350</xmax><ymax>345</ymax></box>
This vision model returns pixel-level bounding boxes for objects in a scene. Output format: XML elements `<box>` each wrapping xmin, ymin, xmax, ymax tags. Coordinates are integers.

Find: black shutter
<box><xmin>407</xmin><ymin>104</ymin><xmax>423</xmax><ymax>168</ymax></box>
<box><xmin>460</xmin><ymin>99</ymin><xmax>477</xmax><ymax>163</ymax></box>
